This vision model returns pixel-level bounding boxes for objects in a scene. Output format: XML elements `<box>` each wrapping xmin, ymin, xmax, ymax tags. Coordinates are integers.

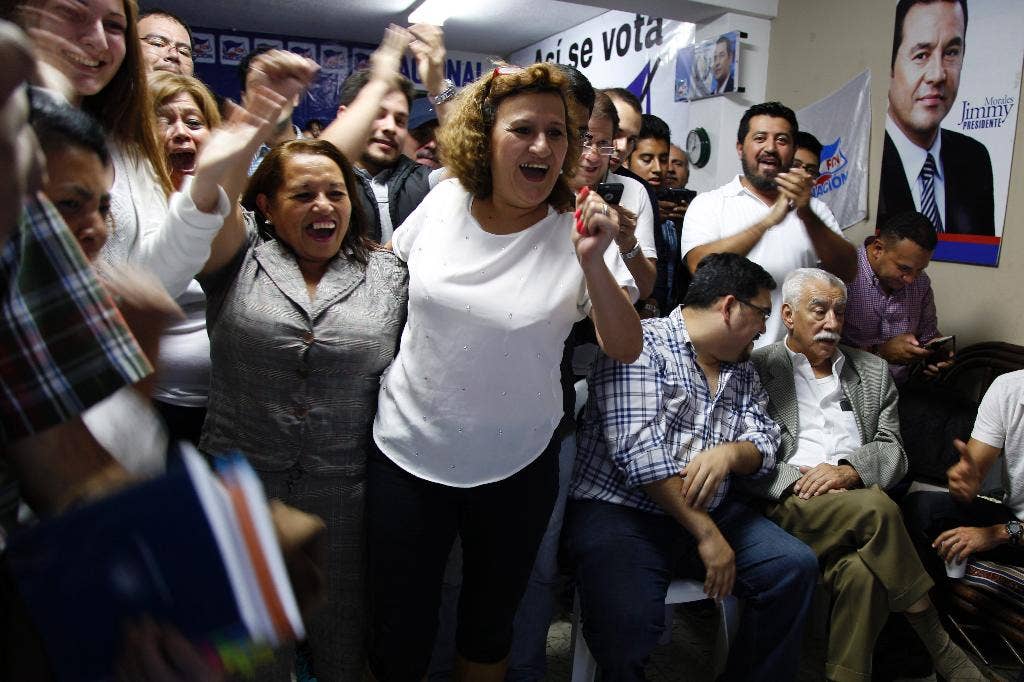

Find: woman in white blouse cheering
<box><xmin>367</xmin><ymin>62</ymin><xmax>641</xmax><ymax>681</ymax></box>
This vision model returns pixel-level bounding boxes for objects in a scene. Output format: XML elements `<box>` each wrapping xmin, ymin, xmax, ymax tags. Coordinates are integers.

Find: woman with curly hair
<box><xmin>367</xmin><ymin>62</ymin><xmax>642</xmax><ymax>681</ymax></box>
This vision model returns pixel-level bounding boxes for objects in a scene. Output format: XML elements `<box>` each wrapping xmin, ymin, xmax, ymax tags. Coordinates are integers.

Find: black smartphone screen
<box><xmin>595</xmin><ymin>182</ymin><xmax>625</xmax><ymax>205</ymax></box>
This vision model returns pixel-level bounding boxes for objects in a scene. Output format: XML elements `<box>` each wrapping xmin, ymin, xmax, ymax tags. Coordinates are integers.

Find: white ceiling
<box><xmin>144</xmin><ymin>0</ymin><xmax>604</xmax><ymax>56</ymax></box>
<box><xmin>141</xmin><ymin>0</ymin><xmax>774</xmax><ymax>56</ymax></box>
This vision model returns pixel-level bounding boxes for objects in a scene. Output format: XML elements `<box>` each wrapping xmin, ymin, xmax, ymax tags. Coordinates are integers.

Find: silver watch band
<box><xmin>429</xmin><ymin>79</ymin><xmax>457</xmax><ymax>106</ymax></box>
<box><xmin>620</xmin><ymin>241</ymin><xmax>643</xmax><ymax>261</ymax></box>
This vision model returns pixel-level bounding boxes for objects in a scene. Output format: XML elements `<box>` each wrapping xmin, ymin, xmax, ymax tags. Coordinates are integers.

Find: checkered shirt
<box><xmin>841</xmin><ymin>244</ymin><xmax>939</xmax><ymax>385</ymax></box>
<box><xmin>1</xmin><ymin>196</ymin><xmax>151</xmax><ymax>445</ymax></box>
<box><xmin>571</xmin><ymin>307</ymin><xmax>780</xmax><ymax>514</ymax></box>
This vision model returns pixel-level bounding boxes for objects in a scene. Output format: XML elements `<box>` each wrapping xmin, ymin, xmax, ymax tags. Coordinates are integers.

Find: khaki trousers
<box><xmin>767</xmin><ymin>486</ymin><xmax>934</xmax><ymax>682</ymax></box>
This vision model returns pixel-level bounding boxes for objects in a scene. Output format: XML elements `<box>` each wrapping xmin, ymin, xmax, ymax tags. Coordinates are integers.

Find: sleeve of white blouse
<box><xmin>578</xmin><ymin>240</ymin><xmax>640</xmax><ymax>316</ymax></box>
<box><xmin>392</xmin><ymin>177</ymin><xmax>449</xmax><ymax>261</ymax></box>
<box><xmin>136</xmin><ymin>174</ymin><xmax>232</xmax><ymax>299</ymax></box>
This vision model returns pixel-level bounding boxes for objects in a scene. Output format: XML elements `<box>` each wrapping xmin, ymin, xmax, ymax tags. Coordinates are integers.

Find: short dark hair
<box><xmin>604</xmin><ymin>87</ymin><xmax>642</xmax><ymax>115</ymax></box>
<box><xmin>238</xmin><ymin>45</ymin><xmax>275</xmax><ymax>92</ymax></box>
<box><xmin>554</xmin><ymin>63</ymin><xmax>595</xmax><ymax>117</ymax></box>
<box><xmin>637</xmin><ymin>113</ymin><xmax>670</xmax><ymax>145</ymax></box>
<box><xmin>794</xmin><ymin>131</ymin><xmax>822</xmax><ymax>159</ymax></box>
<box><xmin>139</xmin><ymin>8</ymin><xmax>193</xmax><ymax>44</ymax></box>
<box><xmin>716</xmin><ymin>35</ymin><xmax>734</xmax><ymax>56</ymax></box>
<box><xmin>337</xmin><ymin>68</ymin><xmax>415</xmax><ymax>110</ymax></box>
<box><xmin>683</xmin><ymin>253</ymin><xmax>776</xmax><ymax>309</ymax></box>
<box><xmin>591</xmin><ymin>91</ymin><xmax>619</xmax><ymax>136</ymax></box>
<box><xmin>892</xmin><ymin>0</ymin><xmax>968</xmax><ymax>71</ymax></box>
<box><xmin>29</xmin><ymin>89</ymin><xmax>110</xmax><ymax>167</ymax></box>
<box><xmin>878</xmin><ymin>211</ymin><xmax>939</xmax><ymax>251</ymax></box>
<box><xmin>737</xmin><ymin>101</ymin><xmax>798</xmax><ymax>146</ymax></box>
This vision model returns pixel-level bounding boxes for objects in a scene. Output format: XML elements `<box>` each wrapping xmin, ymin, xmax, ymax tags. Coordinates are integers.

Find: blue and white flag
<box><xmin>796</xmin><ymin>69</ymin><xmax>871</xmax><ymax>230</ymax></box>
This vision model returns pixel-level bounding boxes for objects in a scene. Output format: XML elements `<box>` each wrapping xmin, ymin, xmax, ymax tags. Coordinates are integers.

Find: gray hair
<box><xmin>781</xmin><ymin>268</ymin><xmax>847</xmax><ymax>307</ymax></box>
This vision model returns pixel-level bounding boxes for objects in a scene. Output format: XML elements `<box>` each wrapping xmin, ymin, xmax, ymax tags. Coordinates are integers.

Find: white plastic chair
<box><xmin>568</xmin><ymin>578</ymin><xmax>741</xmax><ymax>681</ymax></box>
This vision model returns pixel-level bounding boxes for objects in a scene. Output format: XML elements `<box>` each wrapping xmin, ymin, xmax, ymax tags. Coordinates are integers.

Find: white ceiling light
<box><xmin>408</xmin><ymin>0</ymin><xmax>455</xmax><ymax>26</ymax></box>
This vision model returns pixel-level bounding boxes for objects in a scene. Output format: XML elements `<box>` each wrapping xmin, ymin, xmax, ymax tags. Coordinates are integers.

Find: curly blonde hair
<box><xmin>437</xmin><ymin>62</ymin><xmax>584</xmax><ymax>212</ymax></box>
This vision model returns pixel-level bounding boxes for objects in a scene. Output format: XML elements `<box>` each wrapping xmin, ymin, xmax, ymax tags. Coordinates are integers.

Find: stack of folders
<box><xmin>6</xmin><ymin>442</ymin><xmax>304</xmax><ymax>681</ymax></box>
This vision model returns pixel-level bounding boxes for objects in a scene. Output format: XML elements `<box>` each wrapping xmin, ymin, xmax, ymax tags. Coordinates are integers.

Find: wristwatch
<box><xmin>620</xmin><ymin>240</ymin><xmax>643</xmax><ymax>261</ymax></box>
<box><xmin>1007</xmin><ymin>519</ymin><xmax>1023</xmax><ymax>545</ymax></box>
<box><xmin>429</xmin><ymin>79</ymin><xmax>457</xmax><ymax>106</ymax></box>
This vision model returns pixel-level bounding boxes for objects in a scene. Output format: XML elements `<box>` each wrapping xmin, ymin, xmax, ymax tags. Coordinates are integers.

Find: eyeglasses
<box><xmin>790</xmin><ymin>159</ymin><xmax>820</xmax><ymax>180</ymax></box>
<box><xmin>736</xmin><ymin>298</ymin><xmax>772</xmax><ymax>322</ymax></box>
<box><xmin>579</xmin><ymin>132</ymin><xmax>616</xmax><ymax>157</ymax></box>
<box><xmin>142</xmin><ymin>34</ymin><xmax>194</xmax><ymax>60</ymax></box>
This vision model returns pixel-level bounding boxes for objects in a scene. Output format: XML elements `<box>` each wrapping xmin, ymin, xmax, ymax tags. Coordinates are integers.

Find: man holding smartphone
<box><xmin>627</xmin><ymin>115</ymin><xmax>687</xmax><ymax>314</ymax></box>
<box><xmin>841</xmin><ymin>211</ymin><xmax>952</xmax><ymax>385</ymax></box>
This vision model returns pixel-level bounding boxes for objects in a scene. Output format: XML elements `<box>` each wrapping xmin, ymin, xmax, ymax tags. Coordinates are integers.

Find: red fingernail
<box><xmin>579</xmin><ymin>185</ymin><xmax>590</xmax><ymax>198</ymax></box>
<box><xmin>576</xmin><ymin>218</ymin><xmax>586</xmax><ymax>235</ymax></box>
<box><xmin>574</xmin><ymin>209</ymin><xmax>581</xmax><ymax>219</ymax></box>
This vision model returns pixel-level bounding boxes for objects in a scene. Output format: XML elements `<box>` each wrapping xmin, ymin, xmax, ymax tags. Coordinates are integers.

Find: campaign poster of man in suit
<box><xmin>878</xmin><ymin>0</ymin><xmax>1022</xmax><ymax>266</ymax></box>
<box><xmin>712</xmin><ymin>35</ymin><xmax>735</xmax><ymax>94</ymax></box>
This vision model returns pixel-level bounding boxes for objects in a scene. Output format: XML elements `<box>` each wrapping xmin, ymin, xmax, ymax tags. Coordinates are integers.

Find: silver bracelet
<box><xmin>429</xmin><ymin>79</ymin><xmax>457</xmax><ymax>106</ymax></box>
<box><xmin>620</xmin><ymin>241</ymin><xmax>643</xmax><ymax>261</ymax></box>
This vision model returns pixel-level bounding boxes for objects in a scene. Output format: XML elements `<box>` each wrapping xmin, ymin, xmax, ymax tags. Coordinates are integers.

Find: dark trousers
<box><xmin>903</xmin><ymin>490</ymin><xmax>1024</xmax><ymax>584</ymax></box>
<box><xmin>562</xmin><ymin>497</ymin><xmax>819</xmax><ymax>682</ymax></box>
<box><xmin>366</xmin><ymin>440</ymin><xmax>559</xmax><ymax>681</ymax></box>
<box><xmin>153</xmin><ymin>400</ymin><xmax>206</xmax><ymax>445</ymax></box>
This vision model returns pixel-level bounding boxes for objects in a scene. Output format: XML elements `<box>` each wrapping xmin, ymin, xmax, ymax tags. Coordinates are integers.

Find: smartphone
<box><xmin>924</xmin><ymin>335</ymin><xmax>956</xmax><ymax>360</ymax></box>
<box><xmin>595</xmin><ymin>182</ymin><xmax>624</xmax><ymax>205</ymax></box>
<box><xmin>657</xmin><ymin>187</ymin><xmax>697</xmax><ymax>203</ymax></box>
<box><xmin>924</xmin><ymin>335</ymin><xmax>955</xmax><ymax>352</ymax></box>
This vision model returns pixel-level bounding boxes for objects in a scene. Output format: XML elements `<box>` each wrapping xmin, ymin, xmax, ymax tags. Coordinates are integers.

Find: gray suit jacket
<box><xmin>741</xmin><ymin>341</ymin><xmax>907</xmax><ymax>500</ymax></box>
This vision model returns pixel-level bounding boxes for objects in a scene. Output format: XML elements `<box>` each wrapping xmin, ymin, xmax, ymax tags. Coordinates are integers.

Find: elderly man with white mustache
<box><xmin>739</xmin><ymin>267</ymin><xmax>983</xmax><ymax>682</ymax></box>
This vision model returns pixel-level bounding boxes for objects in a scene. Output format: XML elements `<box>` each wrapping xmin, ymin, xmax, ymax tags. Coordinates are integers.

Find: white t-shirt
<box><xmin>680</xmin><ymin>175</ymin><xmax>844</xmax><ymax>347</ymax></box>
<box><xmin>971</xmin><ymin>369</ymin><xmax>1024</xmax><ymax>518</ymax></box>
<box><xmin>373</xmin><ymin>179</ymin><xmax>638</xmax><ymax>487</ymax></box>
<box><xmin>611</xmin><ymin>171</ymin><xmax>657</xmax><ymax>259</ymax></box>
<box><xmin>153</xmin><ymin>280</ymin><xmax>210</xmax><ymax>407</ymax></box>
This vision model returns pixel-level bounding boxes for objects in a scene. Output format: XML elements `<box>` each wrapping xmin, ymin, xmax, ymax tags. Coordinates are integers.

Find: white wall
<box><xmin>507</xmin><ymin>8</ymin><xmax>772</xmax><ymax>191</ymax></box>
<box><xmin>684</xmin><ymin>12</ymin><xmax>773</xmax><ymax>192</ymax></box>
<box><xmin>766</xmin><ymin>0</ymin><xmax>1024</xmax><ymax>347</ymax></box>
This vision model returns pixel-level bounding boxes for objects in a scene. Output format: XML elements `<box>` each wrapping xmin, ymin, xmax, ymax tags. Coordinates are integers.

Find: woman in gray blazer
<box><xmin>197</xmin><ymin>139</ymin><xmax>408</xmax><ymax>681</ymax></box>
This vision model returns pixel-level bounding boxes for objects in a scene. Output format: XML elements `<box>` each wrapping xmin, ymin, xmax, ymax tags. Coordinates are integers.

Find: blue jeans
<box><xmin>562</xmin><ymin>497</ymin><xmax>818</xmax><ymax>682</ymax></box>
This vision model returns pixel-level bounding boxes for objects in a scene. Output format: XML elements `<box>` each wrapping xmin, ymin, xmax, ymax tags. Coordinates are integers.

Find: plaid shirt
<box><xmin>1</xmin><ymin>197</ymin><xmax>151</xmax><ymax>445</ymax></box>
<box><xmin>841</xmin><ymin>243</ymin><xmax>939</xmax><ymax>385</ymax></box>
<box><xmin>571</xmin><ymin>308</ymin><xmax>780</xmax><ymax>514</ymax></box>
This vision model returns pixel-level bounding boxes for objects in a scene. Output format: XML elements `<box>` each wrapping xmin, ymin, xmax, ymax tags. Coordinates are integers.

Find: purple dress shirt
<box><xmin>841</xmin><ymin>242</ymin><xmax>939</xmax><ymax>385</ymax></box>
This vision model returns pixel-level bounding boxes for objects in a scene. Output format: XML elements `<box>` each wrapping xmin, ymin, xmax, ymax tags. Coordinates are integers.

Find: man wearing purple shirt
<box><xmin>841</xmin><ymin>211</ymin><xmax>953</xmax><ymax>385</ymax></box>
